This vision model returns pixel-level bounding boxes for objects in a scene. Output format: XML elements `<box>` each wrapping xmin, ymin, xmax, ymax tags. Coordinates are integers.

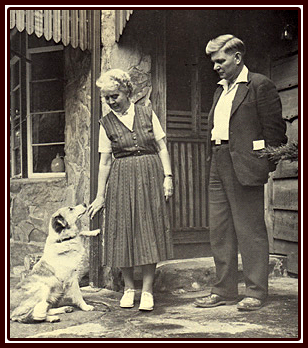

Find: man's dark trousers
<box><xmin>209</xmin><ymin>144</ymin><xmax>269</xmax><ymax>301</ymax></box>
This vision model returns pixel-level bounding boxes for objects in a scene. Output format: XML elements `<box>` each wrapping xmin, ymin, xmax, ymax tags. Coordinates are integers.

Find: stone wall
<box><xmin>64</xmin><ymin>46</ymin><xmax>92</xmax><ymax>232</ymax></box>
<box><xmin>10</xmin><ymin>11</ymin><xmax>152</xmax><ymax>279</ymax></box>
<box><xmin>100</xmin><ymin>10</ymin><xmax>152</xmax><ymax>115</ymax></box>
<box><xmin>10</xmin><ymin>178</ymin><xmax>67</xmax><ymax>269</ymax></box>
<box><xmin>10</xmin><ymin>46</ymin><xmax>92</xmax><ymax>272</ymax></box>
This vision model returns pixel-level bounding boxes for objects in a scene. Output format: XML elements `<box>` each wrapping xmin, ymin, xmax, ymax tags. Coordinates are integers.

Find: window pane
<box><xmin>11</xmin><ymin>120</ymin><xmax>21</xmax><ymax>177</ymax></box>
<box><xmin>13</xmin><ymin>124</ymin><xmax>21</xmax><ymax>147</ymax></box>
<box><xmin>28</xmin><ymin>33</ymin><xmax>61</xmax><ymax>48</ymax></box>
<box><xmin>10</xmin><ymin>32</ymin><xmax>21</xmax><ymax>58</ymax></box>
<box><xmin>11</xmin><ymin>61</ymin><xmax>20</xmax><ymax>90</ymax></box>
<box><xmin>32</xmin><ymin>113</ymin><xmax>65</xmax><ymax>144</ymax></box>
<box><xmin>32</xmin><ymin>145</ymin><xmax>65</xmax><ymax>173</ymax></box>
<box><xmin>30</xmin><ymin>80</ymin><xmax>64</xmax><ymax>112</ymax></box>
<box><xmin>10</xmin><ymin>89</ymin><xmax>20</xmax><ymax>120</ymax></box>
<box><xmin>13</xmin><ymin>148</ymin><xmax>21</xmax><ymax>176</ymax></box>
<box><xmin>31</xmin><ymin>51</ymin><xmax>63</xmax><ymax>80</ymax></box>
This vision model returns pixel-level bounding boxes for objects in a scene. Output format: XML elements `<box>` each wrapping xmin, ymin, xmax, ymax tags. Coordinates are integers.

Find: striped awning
<box><xmin>10</xmin><ymin>9</ymin><xmax>92</xmax><ymax>51</ymax></box>
<box><xmin>115</xmin><ymin>10</ymin><xmax>133</xmax><ymax>42</ymax></box>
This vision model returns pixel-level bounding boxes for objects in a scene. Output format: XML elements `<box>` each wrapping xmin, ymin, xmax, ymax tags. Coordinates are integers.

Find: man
<box><xmin>194</xmin><ymin>34</ymin><xmax>287</xmax><ymax>311</ymax></box>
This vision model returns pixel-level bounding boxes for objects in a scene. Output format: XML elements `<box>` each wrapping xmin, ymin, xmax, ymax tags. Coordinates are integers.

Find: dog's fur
<box><xmin>10</xmin><ymin>204</ymin><xmax>100</xmax><ymax>323</ymax></box>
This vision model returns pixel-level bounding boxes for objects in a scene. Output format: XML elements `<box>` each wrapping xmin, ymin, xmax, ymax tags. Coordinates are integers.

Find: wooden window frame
<box><xmin>10</xmin><ymin>30</ymin><xmax>66</xmax><ymax>179</ymax></box>
<box><xmin>10</xmin><ymin>56</ymin><xmax>22</xmax><ymax>178</ymax></box>
<box><xmin>26</xmin><ymin>44</ymin><xmax>65</xmax><ymax>179</ymax></box>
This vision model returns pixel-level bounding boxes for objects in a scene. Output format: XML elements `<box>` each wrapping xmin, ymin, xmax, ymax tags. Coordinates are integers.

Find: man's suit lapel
<box><xmin>230</xmin><ymin>72</ymin><xmax>252</xmax><ymax>118</ymax></box>
<box><xmin>208</xmin><ymin>86</ymin><xmax>223</xmax><ymax>128</ymax></box>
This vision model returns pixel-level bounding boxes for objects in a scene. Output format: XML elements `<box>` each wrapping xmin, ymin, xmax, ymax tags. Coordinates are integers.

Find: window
<box><xmin>10</xmin><ymin>32</ymin><xmax>65</xmax><ymax>178</ymax></box>
<box><xmin>10</xmin><ymin>56</ymin><xmax>22</xmax><ymax>177</ymax></box>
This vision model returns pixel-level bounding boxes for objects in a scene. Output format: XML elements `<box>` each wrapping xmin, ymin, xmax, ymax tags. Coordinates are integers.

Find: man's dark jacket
<box><xmin>206</xmin><ymin>71</ymin><xmax>288</xmax><ymax>186</ymax></box>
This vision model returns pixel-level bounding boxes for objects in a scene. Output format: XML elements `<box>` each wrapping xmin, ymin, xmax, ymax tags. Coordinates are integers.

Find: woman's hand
<box><xmin>87</xmin><ymin>196</ymin><xmax>106</xmax><ymax>220</ymax></box>
<box><xmin>164</xmin><ymin>177</ymin><xmax>174</xmax><ymax>201</ymax></box>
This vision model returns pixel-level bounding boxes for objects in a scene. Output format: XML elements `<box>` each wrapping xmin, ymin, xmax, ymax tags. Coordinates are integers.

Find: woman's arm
<box><xmin>156</xmin><ymin>138</ymin><xmax>173</xmax><ymax>201</ymax></box>
<box><xmin>87</xmin><ymin>152</ymin><xmax>112</xmax><ymax>219</ymax></box>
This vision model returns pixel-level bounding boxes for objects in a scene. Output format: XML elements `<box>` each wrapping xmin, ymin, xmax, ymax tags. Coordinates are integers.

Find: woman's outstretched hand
<box><xmin>164</xmin><ymin>177</ymin><xmax>174</xmax><ymax>201</ymax></box>
<box><xmin>87</xmin><ymin>196</ymin><xmax>106</xmax><ymax>219</ymax></box>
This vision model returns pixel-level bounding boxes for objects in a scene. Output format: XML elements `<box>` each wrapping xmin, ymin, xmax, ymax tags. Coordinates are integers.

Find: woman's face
<box><xmin>102</xmin><ymin>86</ymin><xmax>130</xmax><ymax>114</ymax></box>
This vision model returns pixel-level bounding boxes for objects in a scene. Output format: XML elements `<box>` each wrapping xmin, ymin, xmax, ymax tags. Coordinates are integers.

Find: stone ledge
<box><xmin>153</xmin><ymin>254</ymin><xmax>290</xmax><ymax>293</ymax></box>
<box><xmin>10</xmin><ymin>240</ymin><xmax>44</xmax><ymax>268</ymax></box>
<box><xmin>9</xmin><ymin>246</ymin><xmax>292</xmax><ymax>295</ymax></box>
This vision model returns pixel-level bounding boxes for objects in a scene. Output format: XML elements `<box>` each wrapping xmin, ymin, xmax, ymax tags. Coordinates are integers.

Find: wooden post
<box><xmin>89</xmin><ymin>10</ymin><xmax>103</xmax><ymax>288</ymax></box>
<box><xmin>20</xmin><ymin>31</ymin><xmax>28</xmax><ymax>178</ymax></box>
<box><xmin>151</xmin><ymin>11</ymin><xmax>166</xmax><ymax>131</ymax></box>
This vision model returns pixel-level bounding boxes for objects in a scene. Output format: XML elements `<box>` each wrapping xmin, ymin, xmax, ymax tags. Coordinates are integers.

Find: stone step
<box><xmin>152</xmin><ymin>254</ymin><xmax>289</xmax><ymax>293</ymax></box>
<box><xmin>11</xmin><ymin>254</ymin><xmax>291</xmax><ymax>294</ymax></box>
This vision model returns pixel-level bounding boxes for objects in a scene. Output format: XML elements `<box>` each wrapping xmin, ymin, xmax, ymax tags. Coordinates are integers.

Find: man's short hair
<box><xmin>205</xmin><ymin>34</ymin><xmax>246</xmax><ymax>56</ymax></box>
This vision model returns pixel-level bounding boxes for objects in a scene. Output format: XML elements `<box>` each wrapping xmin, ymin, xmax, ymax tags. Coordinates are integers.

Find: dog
<box><xmin>10</xmin><ymin>204</ymin><xmax>100</xmax><ymax>323</ymax></box>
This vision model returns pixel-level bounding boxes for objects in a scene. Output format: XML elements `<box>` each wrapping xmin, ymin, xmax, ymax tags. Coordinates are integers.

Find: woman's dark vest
<box><xmin>99</xmin><ymin>105</ymin><xmax>158</xmax><ymax>158</ymax></box>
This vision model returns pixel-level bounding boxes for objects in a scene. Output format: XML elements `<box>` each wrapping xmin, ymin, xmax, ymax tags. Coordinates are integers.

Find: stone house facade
<box><xmin>9</xmin><ymin>9</ymin><xmax>299</xmax><ymax>281</ymax></box>
<box><xmin>9</xmin><ymin>10</ymin><xmax>154</xmax><ymax>279</ymax></box>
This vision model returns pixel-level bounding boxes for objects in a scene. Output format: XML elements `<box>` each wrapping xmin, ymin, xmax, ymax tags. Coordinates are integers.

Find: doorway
<box><xmin>165</xmin><ymin>11</ymin><xmax>218</xmax><ymax>258</ymax></box>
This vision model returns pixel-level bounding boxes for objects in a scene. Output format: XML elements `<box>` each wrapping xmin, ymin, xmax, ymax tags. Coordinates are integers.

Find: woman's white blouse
<box><xmin>98</xmin><ymin>104</ymin><xmax>166</xmax><ymax>153</ymax></box>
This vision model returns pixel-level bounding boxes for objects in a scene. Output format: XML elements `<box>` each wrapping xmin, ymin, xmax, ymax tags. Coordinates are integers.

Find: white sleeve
<box><xmin>98</xmin><ymin>124</ymin><xmax>112</xmax><ymax>153</ymax></box>
<box><xmin>152</xmin><ymin>111</ymin><xmax>166</xmax><ymax>141</ymax></box>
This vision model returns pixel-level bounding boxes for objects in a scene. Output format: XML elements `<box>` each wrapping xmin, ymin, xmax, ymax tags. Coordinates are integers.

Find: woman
<box><xmin>87</xmin><ymin>69</ymin><xmax>174</xmax><ymax>311</ymax></box>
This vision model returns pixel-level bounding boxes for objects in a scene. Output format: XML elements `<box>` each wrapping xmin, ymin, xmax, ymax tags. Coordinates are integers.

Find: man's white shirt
<box><xmin>211</xmin><ymin>65</ymin><xmax>249</xmax><ymax>142</ymax></box>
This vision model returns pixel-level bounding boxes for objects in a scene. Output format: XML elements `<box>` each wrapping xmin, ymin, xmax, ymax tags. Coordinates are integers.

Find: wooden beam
<box><xmin>89</xmin><ymin>10</ymin><xmax>102</xmax><ymax>288</ymax></box>
<box><xmin>20</xmin><ymin>31</ymin><xmax>28</xmax><ymax>178</ymax></box>
<box><xmin>151</xmin><ymin>11</ymin><xmax>166</xmax><ymax>132</ymax></box>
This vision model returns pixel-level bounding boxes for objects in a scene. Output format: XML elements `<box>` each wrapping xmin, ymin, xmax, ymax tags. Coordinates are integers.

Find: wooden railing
<box><xmin>167</xmin><ymin>110</ymin><xmax>208</xmax><ymax>137</ymax></box>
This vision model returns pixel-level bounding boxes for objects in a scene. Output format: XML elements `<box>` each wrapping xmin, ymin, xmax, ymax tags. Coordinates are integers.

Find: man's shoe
<box><xmin>139</xmin><ymin>292</ymin><xmax>154</xmax><ymax>311</ymax></box>
<box><xmin>194</xmin><ymin>294</ymin><xmax>237</xmax><ymax>308</ymax></box>
<box><xmin>237</xmin><ymin>297</ymin><xmax>264</xmax><ymax>311</ymax></box>
<box><xmin>120</xmin><ymin>289</ymin><xmax>136</xmax><ymax>308</ymax></box>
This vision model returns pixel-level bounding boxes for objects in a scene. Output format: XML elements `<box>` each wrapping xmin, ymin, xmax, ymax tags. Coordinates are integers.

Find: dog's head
<box><xmin>49</xmin><ymin>204</ymin><xmax>87</xmax><ymax>243</ymax></box>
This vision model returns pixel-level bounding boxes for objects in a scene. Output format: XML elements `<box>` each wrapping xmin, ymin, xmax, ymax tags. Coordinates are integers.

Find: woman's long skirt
<box><xmin>103</xmin><ymin>154</ymin><xmax>173</xmax><ymax>267</ymax></box>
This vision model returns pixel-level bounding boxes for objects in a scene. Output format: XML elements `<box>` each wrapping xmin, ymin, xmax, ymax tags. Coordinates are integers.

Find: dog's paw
<box><xmin>79</xmin><ymin>229</ymin><xmax>100</xmax><ymax>237</ymax></box>
<box><xmin>80</xmin><ymin>304</ymin><xmax>94</xmax><ymax>311</ymax></box>
<box><xmin>63</xmin><ymin>306</ymin><xmax>74</xmax><ymax>313</ymax></box>
<box><xmin>46</xmin><ymin>315</ymin><xmax>61</xmax><ymax>323</ymax></box>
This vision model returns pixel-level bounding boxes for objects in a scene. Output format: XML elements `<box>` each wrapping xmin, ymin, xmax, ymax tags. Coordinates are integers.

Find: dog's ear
<box><xmin>51</xmin><ymin>214</ymin><xmax>69</xmax><ymax>233</ymax></box>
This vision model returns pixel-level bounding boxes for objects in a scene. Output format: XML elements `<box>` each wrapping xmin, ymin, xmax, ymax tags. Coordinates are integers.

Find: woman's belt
<box><xmin>114</xmin><ymin>150</ymin><xmax>156</xmax><ymax>159</ymax></box>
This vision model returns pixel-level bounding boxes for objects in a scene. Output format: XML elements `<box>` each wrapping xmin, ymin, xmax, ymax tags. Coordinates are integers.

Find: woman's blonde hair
<box><xmin>205</xmin><ymin>34</ymin><xmax>246</xmax><ymax>56</ymax></box>
<box><xmin>96</xmin><ymin>69</ymin><xmax>133</xmax><ymax>97</ymax></box>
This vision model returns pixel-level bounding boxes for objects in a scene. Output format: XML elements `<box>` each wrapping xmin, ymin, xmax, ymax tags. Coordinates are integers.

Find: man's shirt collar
<box><xmin>218</xmin><ymin>65</ymin><xmax>249</xmax><ymax>89</ymax></box>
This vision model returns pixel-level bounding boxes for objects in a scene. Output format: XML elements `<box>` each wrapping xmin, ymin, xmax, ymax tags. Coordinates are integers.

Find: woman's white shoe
<box><xmin>120</xmin><ymin>289</ymin><xmax>136</xmax><ymax>308</ymax></box>
<box><xmin>139</xmin><ymin>292</ymin><xmax>154</xmax><ymax>311</ymax></box>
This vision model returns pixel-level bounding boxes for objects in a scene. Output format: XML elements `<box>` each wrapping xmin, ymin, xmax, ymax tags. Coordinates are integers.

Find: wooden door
<box><xmin>163</xmin><ymin>12</ymin><xmax>216</xmax><ymax>259</ymax></box>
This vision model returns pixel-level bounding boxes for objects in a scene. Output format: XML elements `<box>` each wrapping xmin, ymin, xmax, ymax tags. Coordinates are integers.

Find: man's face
<box><xmin>211</xmin><ymin>49</ymin><xmax>240</xmax><ymax>83</ymax></box>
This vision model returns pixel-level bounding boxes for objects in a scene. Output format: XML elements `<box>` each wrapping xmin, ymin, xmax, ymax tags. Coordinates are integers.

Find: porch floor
<box><xmin>8</xmin><ymin>256</ymin><xmax>299</xmax><ymax>341</ymax></box>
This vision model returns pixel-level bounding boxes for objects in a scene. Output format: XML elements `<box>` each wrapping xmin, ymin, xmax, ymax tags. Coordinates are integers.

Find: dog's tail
<box><xmin>10</xmin><ymin>306</ymin><xmax>37</xmax><ymax>323</ymax></box>
<box><xmin>10</xmin><ymin>284</ymin><xmax>46</xmax><ymax>323</ymax></box>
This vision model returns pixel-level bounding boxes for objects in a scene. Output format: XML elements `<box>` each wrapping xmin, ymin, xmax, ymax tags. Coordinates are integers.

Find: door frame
<box><xmin>159</xmin><ymin>12</ymin><xmax>210</xmax><ymax>258</ymax></box>
<box><xmin>89</xmin><ymin>10</ymin><xmax>102</xmax><ymax>288</ymax></box>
